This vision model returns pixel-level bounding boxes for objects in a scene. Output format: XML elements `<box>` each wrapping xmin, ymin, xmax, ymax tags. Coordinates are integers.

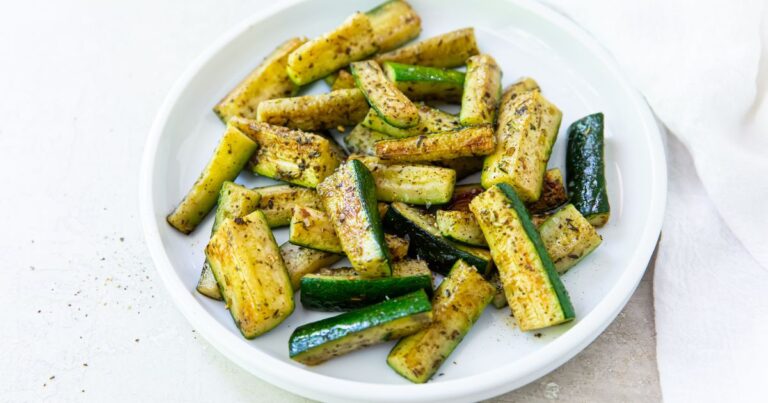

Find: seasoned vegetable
<box><xmin>375</xmin><ymin>125</ymin><xmax>496</xmax><ymax>162</ymax></box>
<box><xmin>205</xmin><ymin>210</ymin><xmax>294</xmax><ymax>338</ymax></box>
<box><xmin>502</xmin><ymin>76</ymin><xmax>539</xmax><ymax>102</ymax></box>
<box><xmin>214</xmin><ymin>37</ymin><xmax>306</xmax><ymax>122</ymax></box>
<box><xmin>481</xmin><ymin>89</ymin><xmax>562</xmax><ymax>201</ymax></box>
<box><xmin>252</xmin><ymin>184</ymin><xmax>322</xmax><ymax>228</ymax></box>
<box><xmin>538</xmin><ymin>204</ymin><xmax>602</xmax><ymax>274</ymax></box>
<box><xmin>289</xmin><ymin>290</ymin><xmax>433</xmax><ymax>365</ymax></box>
<box><xmin>317</xmin><ymin>160</ymin><xmax>392</xmax><ymax>277</ymax></box>
<box><xmin>197</xmin><ymin>182</ymin><xmax>262</xmax><ymax>300</ymax></box>
<box><xmin>350</xmin><ymin>155</ymin><xmax>456</xmax><ymax>205</ymax></box>
<box><xmin>366</xmin><ymin>0</ymin><xmax>422</xmax><ymax>52</ymax></box>
<box><xmin>167</xmin><ymin>122</ymin><xmax>258</xmax><ymax>234</ymax></box>
<box><xmin>436</xmin><ymin>209</ymin><xmax>486</xmax><ymax>247</ymax></box>
<box><xmin>256</xmin><ymin>88</ymin><xmax>369</xmax><ymax>131</ymax></box>
<box><xmin>281</xmin><ymin>242</ymin><xmax>342</xmax><ymax>291</ymax></box>
<box><xmin>344</xmin><ymin>124</ymin><xmax>393</xmax><ymax>155</ymax></box>
<box><xmin>351</xmin><ymin>60</ymin><xmax>420</xmax><ymax>129</ymax></box>
<box><xmin>289</xmin><ymin>206</ymin><xmax>343</xmax><ymax>253</ymax></box>
<box><xmin>526</xmin><ymin>168</ymin><xmax>569</xmax><ymax>214</ymax></box>
<box><xmin>460</xmin><ymin>54</ymin><xmax>503</xmax><ymax>125</ymax></box>
<box><xmin>376</xmin><ymin>28</ymin><xmax>479</xmax><ymax>68</ymax></box>
<box><xmin>489</xmin><ymin>271</ymin><xmax>507</xmax><ymax>308</ymax></box>
<box><xmin>446</xmin><ymin>183</ymin><xmax>485</xmax><ymax>212</ymax></box>
<box><xmin>384</xmin><ymin>202</ymin><xmax>492</xmax><ymax>275</ymax></box>
<box><xmin>286</xmin><ymin>12</ymin><xmax>378</xmax><ymax>85</ymax></box>
<box><xmin>383</xmin><ymin>62</ymin><xmax>465</xmax><ymax>102</ymax></box>
<box><xmin>385</xmin><ymin>233</ymin><xmax>410</xmax><ymax>260</ymax></box>
<box><xmin>361</xmin><ymin>104</ymin><xmax>461</xmax><ymax>138</ymax></box>
<box><xmin>327</xmin><ymin>69</ymin><xmax>357</xmax><ymax>90</ymax></box>
<box><xmin>470</xmin><ymin>184</ymin><xmax>575</xmax><ymax>331</ymax></box>
<box><xmin>234</xmin><ymin>120</ymin><xmax>344</xmax><ymax>188</ymax></box>
<box><xmin>566</xmin><ymin>113</ymin><xmax>610</xmax><ymax>227</ymax></box>
<box><xmin>432</xmin><ymin>157</ymin><xmax>484</xmax><ymax>180</ymax></box>
<box><xmin>387</xmin><ymin>259</ymin><xmax>494</xmax><ymax>383</ymax></box>
<box><xmin>300</xmin><ymin>259</ymin><xmax>432</xmax><ymax>311</ymax></box>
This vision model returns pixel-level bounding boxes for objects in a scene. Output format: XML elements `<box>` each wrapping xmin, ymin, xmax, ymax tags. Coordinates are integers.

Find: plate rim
<box><xmin>139</xmin><ymin>0</ymin><xmax>667</xmax><ymax>401</ymax></box>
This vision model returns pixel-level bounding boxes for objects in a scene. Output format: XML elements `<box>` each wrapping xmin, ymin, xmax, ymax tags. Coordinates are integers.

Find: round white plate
<box><xmin>140</xmin><ymin>0</ymin><xmax>666</xmax><ymax>401</ymax></box>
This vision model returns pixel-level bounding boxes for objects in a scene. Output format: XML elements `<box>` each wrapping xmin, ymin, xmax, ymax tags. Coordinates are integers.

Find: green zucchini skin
<box><xmin>350</xmin><ymin>155</ymin><xmax>456</xmax><ymax>205</ymax></box>
<box><xmin>387</xmin><ymin>260</ymin><xmax>494</xmax><ymax>383</ymax></box>
<box><xmin>361</xmin><ymin>104</ymin><xmax>461</xmax><ymax>139</ymax></box>
<box><xmin>470</xmin><ymin>184</ymin><xmax>575</xmax><ymax>331</ymax></box>
<box><xmin>317</xmin><ymin>160</ymin><xmax>392</xmax><ymax>278</ymax></box>
<box><xmin>288</xmin><ymin>290</ymin><xmax>433</xmax><ymax>365</ymax></box>
<box><xmin>566</xmin><ymin>113</ymin><xmax>610</xmax><ymax>227</ymax></box>
<box><xmin>300</xmin><ymin>260</ymin><xmax>433</xmax><ymax>311</ymax></box>
<box><xmin>383</xmin><ymin>202</ymin><xmax>491</xmax><ymax>275</ymax></box>
<box><xmin>351</xmin><ymin>60</ymin><xmax>421</xmax><ymax>129</ymax></box>
<box><xmin>167</xmin><ymin>122</ymin><xmax>258</xmax><ymax>234</ymax></box>
<box><xmin>383</xmin><ymin>62</ymin><xmax>465</xmax><ymax>103</ymax></box>
<box><xmin>366</xmin><ymin>0</ymin><xmax>422</xmax><ymax>52</ymax></box>
<box><xmin>460</xmin><ymin>54</ymin><xmax>503</xmax><ymax>126</ymax></box>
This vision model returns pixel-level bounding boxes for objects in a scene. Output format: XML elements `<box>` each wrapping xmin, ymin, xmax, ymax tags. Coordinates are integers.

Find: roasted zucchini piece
<box><xmin>350</xmin><ymin>155</ymin><xmax>456</xmax><ymax>205</ymax></box>
<box><xmin>384</xmin><ymin>202</ymin><xmax>492</xmax><ymax>275</ymax></box>
<box><xmin>383</xmin><ymin>62</ymin><xmax>465</xmax><ymax>103</ymax></box>
<box><xmin>289</xmin><ymin>206</ymin><xmax>343</xmax><ymax>254</ymax></box>
<box><xmin>375</xmin><ymin>28</ymin><xmax>479</xmax><ymax>68</ymax></box>
<box><xmin>489</xmin><ymin>271</ymin><xmax>507</xmax><ymax>308</ymax></box>
<box><xmin>281</xmin><ymin>242</ymin><xmax>342</xmax><ymax>291</ymax></box>
<box><xmin>351</xmin><ymin>60</ymin><xmax>420</xmax><ymax>129</ymax></box>
<box><xmin>205</xmin><ymin>210</ymin><xmax>294</xmax><ymax>338</ymax></box>
<box><xmin>481</xmin><ymin>89</ymin><xmax>562</xmax><ymax>201</ymax></box>
<box><xmin>286</xmin><ymin>12</ymin><xmax>378</xmax><ymax>85</ymax></box>
<box><xmin>436</xmin><ymin>209</ymin><xmax>486</xmax><ymax>247</ymax></box>
<box><xmin>446</xmin><ymin>183</ymin><xmax>485</xmax><ymax>212</ymax></box>
<box><xmin>460</xmin><ymin>54</ymin><xmax>503</xmax><ymax>126</ymax></box>
<box><xmin>289</xmin><ymin>290</ymin><xmax>433</xmax><ymax>365</ymax></box>
<box><xmin>432</xmin><ymin>157</ymin><xmax>484</xmax><ymax>181</ymax></box>
<box><xmin>327</xmin><ymin>69</ymin><xmax>357</xmax><ymax>90</ymax></box>
<box><xmin>167</xmin><ymin>122</ymin><xmax>258</xmax><ymax>234</ymax></box>
<box><xmin>213</xmin><ymin>37</ymin><xmax>306</xmax><ymax>122</ymax></box>
<box><xmin>344</xmin><ymin>123</ymin><xmax>393</xmax><ymax>155</ymax></box>
<box><xmin>317</xmin><ymin>160</ymin><xmax>392</xmax><ymax>277</ymax></box>
<box><xmin>252</xmin><ymin>184</ymin><xmax>322</xmax><ymax>228</ymax></box>
<box><xmin>526</xmin><ymin>168</ymin><xmax>569</xmax><ymax>214</ymax></box>
<box><xmin>256</xmin><ymin>88</ymin><xmax>369</xmax><ymax>131</ymax></box>
<box><xmin>566</xmin><ymin>113</ymin><xmax>610</xmax><ymax>227</ymax></box>
<box><xmin>387</xmin><ymin>259</ymin><xmax>494</xmax><ymax>383</ymax></box>
<box><xmin>361</xmin><ymin>104</ymin><xmax>461</xmax><ymax>138</ymax></box>
<box><xmin>366</xmin><ymin>0</ymin><xmax>422</xmax><ymax>52</ymax></box>
<box><xmin>197</xmin><ymin>182</ymin><xmax>262</xmax><ymax>300</ymax></box>
<box><xmin>502</xmin><ymin>77</ymin><xmax>540</xmax><ymax>102</ymax></box>
<box><xmin>538</xmin><ymin>204</ymin><xmax>602</xmax><ymax>274</ymax></box>
<box><xmin>375</xmin><ymin>125</ymin><xmax>496</xmax><ymax>162</ymax></box>
<box><xmin>300</xmin><ymin>259</ymin><xmax>432</xmax><ymax>311</ymax></box>
<box><xmin>470</xmin><ymin>184</ymin><xmax>575</xmax><ymax>331</ymax></box>
<box><xmin>234</xmin><ymin>120</ymin><xmax>344</xmax><ymax>188</ymax></box>
<box><xmin>385</xmin><ymin>233</ymin><xmax>410</xmax><ymax>261</ymax></box>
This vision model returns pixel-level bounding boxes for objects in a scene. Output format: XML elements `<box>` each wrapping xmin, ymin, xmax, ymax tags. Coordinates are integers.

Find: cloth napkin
<box><xmin>541</xmin><ymin>0</ymin><xmax>768</xmax><ymax>401</ymax></box>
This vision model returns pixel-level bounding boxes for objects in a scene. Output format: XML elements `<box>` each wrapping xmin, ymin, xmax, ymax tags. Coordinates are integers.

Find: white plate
<box><xmin>140</xmin><ymin>0</ymin><xmax>666</xmax><ymax>401</ymax></box>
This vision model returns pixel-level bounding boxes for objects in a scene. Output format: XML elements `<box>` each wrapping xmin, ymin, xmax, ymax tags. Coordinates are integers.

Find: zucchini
<box><xmin>385</xmin><ymin>233</ymin><xmax>410</xmax><ymax>261</ymax></box>
<box><xmin>317</xmin><ymin>160</ymin><xmax>392</xmax><ymax>277</ymax></box>
<box><xmin>167</xmin><ymin>122</ymin><xmax>258</xmax><ymax>234</ymax></box>
<box><xmin>538</xmin><ymin>204</ymin><xmax>602</xmax><ymax>274</ymax></box>
<box><xmin>469</xmin><ymin>184</ymin><xmax>575</xmax><ymax>331</ymax></box>
<box><xmin>350</xmin><ymin>155</ymin><xmax>456</xmax><ymax>205</ymax></box>
<box><xmin>213</xmin><ymin>37</ymin><xmax>306</xmax><ymax>122</ymax></box>
<box><xmin>436</xmin><ymin>209</ymin><xmax>486</xmax><ymax>247</ymax></box>
<box><xmin>197</xmin><ymin>182</ymin><xmax>262</xmax><ymax>300</ymax></box>
<box><xmin>344</xmin><ymin>124</ymin><xmax>393</xmax><ymax>155</ymax></box>
<box><xmin>205</xmin><ymin>210</ymin><xmax>294</xmax><ymax>338</ymax></box>
<box><xmin>489</xmin><ymin>271</ymin><xmax>507</xmax><ymax>308</ymax></box>
<box><xmin>375</xmin><ymin>125</ymin><xmax>496</xmax><ymax>162</ymax></box>
<box><xmin>252</xmin><ymin>184</ymin><xmax>322</xmax><ymax>228</ymax></box>
<box><xmin>300</xmin><ymin>259</ymin><xmax>432</xmax><ymax>311</ymax></box>
<box><xmin>526</xmin><ymin>168</ymin><xmax>569</xmax><ymax>214</ymax></box>
<box><xmin>383</xmin><ymin>62</ymin><xmax>465</xmax><ymax>103</ymax></box>
<box><xmin>361</xmin><ymin>104</ymin><xmax>461</xmax><ymax>138</ymax></box>
<box><xmin>460</xmin><ymin>54</ymin><xmax>503</xmax><ymax>126</ymax></box>
<box><xmin>446</xmin><ymin>183</ymin><xmax>484</xmax><ymax>212</ymax></box>
<box><xmin>280</xmin><ymin>242</ymin><xmax>342</xmax><ymax>291</ymax></box>
<box><xmin>256</xmin><ymin>88</ymin><xmax>369</xmax><ymax>131</ymax></box>
<box><xmin>481</xmin><ymin>90</ymin><xmax>562</xmax><ymax>201</ymax></box>
<box><xmin>375</xmin><ymin>28</ymin><xmax>479</xmax><ymax>68</ymax></box>
<box><xmin>366</xmin><ymin>0</ymin><xmax>422</xmax><ymax>52</ymax></box>
<box><xmin>432</xmin><ymin>157</ymin><xmax>484</xmax><ymax>180</ymax></box>
<box><xmin>286</xmin><ymin>12</ymin><xmax>378</xmax><ymax>85</ymax></box>
<box><xmin>288</xmin><ymin>290</ymin><xmax>433</xmax><ymax>365</ymax></box>
<box><xmin>329</xmin><ymin>69</ymin><xmax>357</xmax><ymax>91</ymax></box>
<box><xmin>502</xmin><ymin>77</ymin><xmax>539</xmax><ymax>103</ymax></box>
<box><xmin>234</xmin><ymin>120</ymin><xmax>344</xmax><ymax>188</ymax></box>
<box><xmin>351</xmin><ymin>60</ymin><xmax>420</xmax><ymax>129</ymax></box>
<box><xmin>566</xmin><ymin>113</ymin><xmax>610</xmax><ymax>227</ymax></box>
<box><xmin>289</xmin><ymin>206</ymin><xmax>343</xmax><ymax>253</ymax></box>
<box><xmin>384</xmin><ymin>202</ymin><xmax>492</xmax><ymax>275</ymax></box>
<box><xmin>387</xmin><ymin>259</ymin><xmax>494</xmax><ymax>383</ymax></box>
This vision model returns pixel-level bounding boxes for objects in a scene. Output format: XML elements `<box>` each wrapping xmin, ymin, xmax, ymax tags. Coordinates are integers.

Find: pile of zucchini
<box><xmin>166</xmin><ymin>0</ymin><xmax>611</xmax><ymax>383</ymax></box>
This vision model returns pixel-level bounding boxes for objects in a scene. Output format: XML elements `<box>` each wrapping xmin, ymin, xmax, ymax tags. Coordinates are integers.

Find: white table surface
<box><xmin>0</xmin><ymin>1</ymin><xmax>661</xmax><ymax>401</ymax></box>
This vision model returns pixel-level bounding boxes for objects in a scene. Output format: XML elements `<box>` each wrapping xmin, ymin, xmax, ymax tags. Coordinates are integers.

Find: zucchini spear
<box><xmin>376</xmin><ymin>28</ymin><xmax>479</xmax><ymax>68</ymax></box>
<box><xmin>566</xmin><ymin>113</ymin><xmax>610</xmax><ymax>227</ymax></box>
<box><xmin>351</xmin><ymin>60</ymin><xmax>420</xmax><ymax>129</ymax></box>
